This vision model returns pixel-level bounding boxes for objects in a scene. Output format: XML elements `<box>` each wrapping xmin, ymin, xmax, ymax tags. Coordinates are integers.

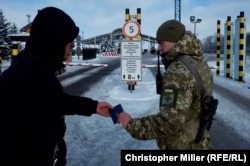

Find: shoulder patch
<box><xmin>160</xmin><ymin>85</ymin><xmax>177</xmax><ymax>108</ymax></box>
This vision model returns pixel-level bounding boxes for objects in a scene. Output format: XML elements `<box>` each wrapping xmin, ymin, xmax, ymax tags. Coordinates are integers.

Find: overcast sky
<box><xmin>1</xmin><ymin>0</ymin><xmax>250</xmax><ymax>40</ymax></box>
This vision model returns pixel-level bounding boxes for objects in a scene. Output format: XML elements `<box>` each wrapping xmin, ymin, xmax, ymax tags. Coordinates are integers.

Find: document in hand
<box><xmin>109</xmin><ymin>104</ymin><xmax>124</xmax><ymax>124</ymax></box>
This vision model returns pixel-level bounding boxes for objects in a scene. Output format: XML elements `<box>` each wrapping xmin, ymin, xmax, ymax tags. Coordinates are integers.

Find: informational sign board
<box><xmin>130</xmin><ymin>15</ymin><xmax>137</xmax><ymax>21</ymax></box>
<box><xmin>121</xmin><ymin>40</ymin><xmax>142</xmax><ymax>81</ymax></box>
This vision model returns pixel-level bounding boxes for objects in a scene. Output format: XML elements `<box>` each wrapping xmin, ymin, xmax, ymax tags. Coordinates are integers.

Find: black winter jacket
<box><xmin>0</xmin><ymin>55</ymin><xmax>98</xmax><ymax>165</ymax></box>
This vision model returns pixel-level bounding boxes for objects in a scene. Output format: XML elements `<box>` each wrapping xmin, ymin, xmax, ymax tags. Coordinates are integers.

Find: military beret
<box><xmin>156</xmin><ymin>19</ymin><xmax>186</xmax><ymax>42</ymax></box>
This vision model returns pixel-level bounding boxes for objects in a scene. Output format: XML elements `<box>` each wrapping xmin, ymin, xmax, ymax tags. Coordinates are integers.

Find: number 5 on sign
<box><xmin>122</xmin><ymin>20</ymin><xmax>140</xmax><ymax>39</ymax></box>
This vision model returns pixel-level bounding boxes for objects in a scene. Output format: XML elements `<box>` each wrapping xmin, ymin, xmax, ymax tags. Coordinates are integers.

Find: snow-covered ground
<box><xmin>62</xmin><ymin>54</ymin><xmax>250</xmax><ymax>165</ymax></box>
<box><xmin>1</xmin><ymin>54</ymin><xmax>250</xmax><ymax>166</ymax></box>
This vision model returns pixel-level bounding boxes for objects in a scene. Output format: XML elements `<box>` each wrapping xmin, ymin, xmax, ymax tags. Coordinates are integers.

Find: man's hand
<box><xmin>118</xmin><ymin>112</ymin><xmax>132</xmax><ymax>128</ymax></box>
<box><xmin>96</xmin><ymin>102</ymin><xmax>113</xmax><ymax>117</ymax></box>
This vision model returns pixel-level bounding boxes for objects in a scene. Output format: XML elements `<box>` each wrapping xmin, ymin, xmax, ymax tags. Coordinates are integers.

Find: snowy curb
<box><xmin>63</xmin><ymin>62</ymin><xmax>108</xmax><ymax>67</ymax></box>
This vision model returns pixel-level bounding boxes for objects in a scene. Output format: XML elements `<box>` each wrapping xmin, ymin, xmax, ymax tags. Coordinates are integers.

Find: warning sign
<box><xmin>121</xmin><ymin>40</ymin><xmax>142</xmax><ymax>81</ymax></box>
<box><xmin>122</xmin><ymin>20</ymin><xmax>140</xmax><ymax>39</ymax></box>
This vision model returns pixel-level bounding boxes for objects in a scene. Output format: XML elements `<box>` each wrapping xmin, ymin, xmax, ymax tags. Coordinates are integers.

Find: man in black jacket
<box><xmin>0</xmin><ymin>7</ymin><xmax>113</xmax><ymax>166</ymax></box>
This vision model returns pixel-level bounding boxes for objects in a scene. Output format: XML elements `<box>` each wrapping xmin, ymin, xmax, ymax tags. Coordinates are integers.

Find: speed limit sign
<box><xmin>122</xmin><ymin>20</ymin><xmax>141</xmax><ymax>39</ymax></box>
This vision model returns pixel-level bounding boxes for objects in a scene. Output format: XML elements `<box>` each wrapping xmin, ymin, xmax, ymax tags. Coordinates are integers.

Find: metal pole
<box><xmin>216</xmin><ymin>20</ymin><xmax>221</xmax><ymax>76</ymax></box>
<box><xmin>82</xmin><ymin>31</ymin><xmax>84</xmax><ymax>48</ymax></box>
<box><xmin>194</xmin><ymin>22</ymin><xmax>197</xmax><ymax>36</ymax></box>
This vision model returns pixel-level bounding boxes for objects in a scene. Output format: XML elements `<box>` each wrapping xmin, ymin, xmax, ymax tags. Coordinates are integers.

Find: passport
<box><xmin>109</xmin><ymin>104</ymin><xmax>124</xmax><ymax>124</ymax></box>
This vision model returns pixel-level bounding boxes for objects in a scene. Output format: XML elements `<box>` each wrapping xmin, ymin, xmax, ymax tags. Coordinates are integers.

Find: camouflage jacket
<box><xmin>126</xmin><ymin>31</ymin><xmax>213</xmax><ymax>150</ymax></box>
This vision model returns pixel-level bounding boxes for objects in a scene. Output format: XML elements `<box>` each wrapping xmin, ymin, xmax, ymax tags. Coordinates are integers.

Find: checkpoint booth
<box><xmin>7</xmin><ymin>34</ymin><xmax>29</xmax><ymax>63</ymax></box>
<box><xmin>7</xmin><ymin>23</ymin><xmax>31</xmax><ymax>63</ymax></box>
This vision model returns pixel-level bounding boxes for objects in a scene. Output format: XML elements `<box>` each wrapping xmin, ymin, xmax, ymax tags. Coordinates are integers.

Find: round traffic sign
<box><xmin>122</xmin><ymin>20</ymin><xmax>140</xmax><ymax>38</ymax></box>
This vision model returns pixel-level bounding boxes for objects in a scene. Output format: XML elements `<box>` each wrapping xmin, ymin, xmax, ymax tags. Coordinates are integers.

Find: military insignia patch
<box><xmin>160</xmin><ymin>85</ymin><xmax>177</xmax><ymax>107</ymax></box>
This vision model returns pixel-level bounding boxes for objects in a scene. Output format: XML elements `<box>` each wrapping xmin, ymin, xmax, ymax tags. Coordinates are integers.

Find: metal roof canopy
<box><xmin>7</xmin><ymin>33</ymin><xmax>30</xmax><ymax>42</ymax></box>
<box><xmin>82</xmin><ymin>28</ymin><xmax>156</xmax><ymax>45</ymax></box>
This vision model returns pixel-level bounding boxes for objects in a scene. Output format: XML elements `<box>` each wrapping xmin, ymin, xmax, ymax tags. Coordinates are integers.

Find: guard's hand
<box><xmin>118</xmin><ymin>112</ymin><xmax>132</xmax><ymax>128</ymax></box>
<box><xmin>96</xmin><ymin>102</ymin><xmax>113</xmax><ymax>117</ymax></box>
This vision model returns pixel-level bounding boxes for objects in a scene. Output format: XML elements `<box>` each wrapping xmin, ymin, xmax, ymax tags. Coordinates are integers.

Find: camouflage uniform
<box><xmin>126</xmin><ymin>31</ymin><xmax>213</xmax><ymax>150</ymax></box>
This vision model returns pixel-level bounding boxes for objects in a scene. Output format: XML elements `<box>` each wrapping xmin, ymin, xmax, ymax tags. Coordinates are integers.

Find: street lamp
<box><xmin>26</xmin><ymin>14</ymin><xmax>31</xmax><ymax>23</ymax></box>
<box><xmin>190</xmin><ymin>16</ymin><xmax>202</xmax><ymax>36</ymax></box>
<box><xmin>81</xmin><ymin>31</ymin><xmax>84</xmax><ymax>48</ymax></box>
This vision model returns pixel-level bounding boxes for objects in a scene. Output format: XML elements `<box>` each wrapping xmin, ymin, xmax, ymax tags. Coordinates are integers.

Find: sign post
<box><xmin>122</xmin><ymin>8</ymin><xmax>142</xmax><ymax>93</ymax></box>
<box><xmin>76</xmin><ymin>35</ymin><xmax>81</xmax><ymax>60</ymax></box>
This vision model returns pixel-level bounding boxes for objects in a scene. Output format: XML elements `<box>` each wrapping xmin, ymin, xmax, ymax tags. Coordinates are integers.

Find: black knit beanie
<box><xmin>156</xmin><ymin>20</ymin><xmax>185</xmax><ymax>42</ymax></box>
<box><xmin>25</xmin><ymin>7</ymin><xmax>79</xmax><ymax>71</ymax></box>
